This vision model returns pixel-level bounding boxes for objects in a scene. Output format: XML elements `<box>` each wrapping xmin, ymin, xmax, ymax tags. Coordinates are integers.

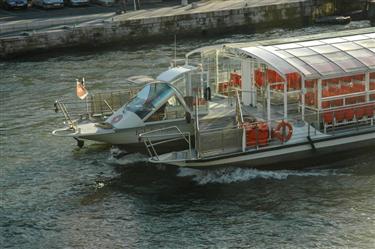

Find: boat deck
<box><xmin>198</xmin><ymin>96</ymin><xmax>303</xmax><ymax>131</ymax></box>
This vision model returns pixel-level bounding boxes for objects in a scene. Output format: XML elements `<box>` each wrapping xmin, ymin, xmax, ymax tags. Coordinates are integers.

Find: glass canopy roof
<box><xmin>238</xmin><ymin>33</ymin><xmax>375</xmax><ymax>79</ymax></box>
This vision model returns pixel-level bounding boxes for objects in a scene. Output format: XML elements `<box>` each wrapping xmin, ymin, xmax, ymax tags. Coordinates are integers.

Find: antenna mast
<box><xmin>174</xmin><ymin>34</ymin><xmax>177</xmax><ymax>67</ymax></box>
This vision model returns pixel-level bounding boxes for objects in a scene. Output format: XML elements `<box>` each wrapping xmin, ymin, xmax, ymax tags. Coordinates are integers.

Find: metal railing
<box><xmin>139</xmin><ymin>126</ymin><xmax>192</xmax><ymax>161</ymax></box>
<box><xmin>137</xmin><ymin>96</ymin><xmax>375</xmax><ymax>162</ymax></box>
<box><xmin>235</xmin><ymin>89</ymin><xmax>244</xmax><ymax>125</ymax></box>
<box><xmin>54</xmin><ymin>87</ymin><xmax>140</xmax><ymax>125</ymax></box>
<box><xmin>197</xmin><ymin>126</ymin><xmax>243</xmax><ymax>158</ymax></box>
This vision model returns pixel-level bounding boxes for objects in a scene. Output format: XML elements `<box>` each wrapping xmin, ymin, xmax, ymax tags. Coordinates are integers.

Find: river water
<box><xmin>1</xmin><ymin>21</ymin><xmax>375</xmax><ymax>248</ymax></box>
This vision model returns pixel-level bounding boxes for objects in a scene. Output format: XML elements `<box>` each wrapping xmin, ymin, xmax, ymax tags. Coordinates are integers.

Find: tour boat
<box><xmin>141</xmin><ymin>29</ymin><xmax>375</xmax><ymax>169</ymax></box>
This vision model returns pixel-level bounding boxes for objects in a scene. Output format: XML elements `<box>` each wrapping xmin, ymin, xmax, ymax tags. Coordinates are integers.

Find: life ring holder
<box><xmin>274</xmin><ymin>120</ymin><xmax>293</xmax><ymax>143</ymax></box>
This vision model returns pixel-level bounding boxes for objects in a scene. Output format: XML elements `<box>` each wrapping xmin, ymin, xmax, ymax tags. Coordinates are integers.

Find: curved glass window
<box><xmin>125</xmin><ymin>83</ymin><xmax>174</xmax><ymax>119</ymax></box>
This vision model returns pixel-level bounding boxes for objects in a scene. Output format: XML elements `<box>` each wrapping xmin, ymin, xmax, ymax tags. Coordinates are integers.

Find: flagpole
<box><xmin>83</xmin><ymin>78</ymin><xmax>89</xmax><ymax>116</ymax></box>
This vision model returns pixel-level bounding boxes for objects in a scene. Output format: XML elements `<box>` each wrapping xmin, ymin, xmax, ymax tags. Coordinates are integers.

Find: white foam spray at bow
<box><xmin>108</xmin><ymin>147</ymin><xmax>148</xmax><ymax>165</ymax></box>
<box><xmin>177</xmin><ymin>167</ymin><xmax>340</xmax><ymax>185</ymax></box>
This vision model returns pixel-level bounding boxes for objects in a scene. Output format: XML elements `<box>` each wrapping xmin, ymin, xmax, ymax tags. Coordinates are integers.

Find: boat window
<box><xmin>125</xmin><ymin>83</ymin><xmax>174</xmax><ymax>119</ymax></box>
<box><xmin>145</xmin><ymin>95</ymin><xmax>185</xmax><ymax>122</ymax></box>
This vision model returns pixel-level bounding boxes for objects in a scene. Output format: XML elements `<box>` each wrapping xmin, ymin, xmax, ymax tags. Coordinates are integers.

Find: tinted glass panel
<box><xmin>299</xmin><ymin>54</ymin><xmax>342</xmax><ymax>75</ymax></box>
<box><xmin>347</xmin><ymin>49</ymin><xmax>375</xmax><ymax>68</ymax></box>
<box><xmin>286</xmin><ymin>57</ymin><xmax>317</xmax><ymax>76</ymax></box>
<box><xmin>310</xmin><ymin>45</ymin><xmax>339</xmax><ymax>54</ymax></box>
<box><xmin>125</xmin><ymin>83</ymin><xmax>173</xmax><ymax>119</ymax></box>
<box><xmin>286</xmin><ymin>48</ymin><xmax>317</xmax><ymax>57</ymax></box>
<box><xmin>323</xmin><ymin>51</ymin><xmax>364</xmax><ymax>72</ymax></box>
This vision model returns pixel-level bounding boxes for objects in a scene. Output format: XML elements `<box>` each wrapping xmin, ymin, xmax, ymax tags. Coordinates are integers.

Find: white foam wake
<box><xmin>108</xmin><ymin>147</ymin><xmax>148</xmax><ymax>165</ymax></box>
<box><xmin>177</xmin><ymin>167</ymin><xmax>338</xmax><ymax>185</ymax></box>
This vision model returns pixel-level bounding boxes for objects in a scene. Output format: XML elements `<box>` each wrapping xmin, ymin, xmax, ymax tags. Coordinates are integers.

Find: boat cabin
<box><xmin>186</xmin><ymin>31</ymin><xmax>375</xmax><ymax>133</ymax></box>
<box><xmin>140</xmin><ymin>30</ymin><xmax>375</xmax><ymax>167</ymax></box>
<box><xmin>109</xmin><ymin>82</ymin><xmax>190</xmax><ymax>129</ymax></box>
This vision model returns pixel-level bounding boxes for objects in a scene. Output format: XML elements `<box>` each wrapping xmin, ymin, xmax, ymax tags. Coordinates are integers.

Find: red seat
<box><xmin>344</xmin><ymin>109</ymin><xmax>355</xmax><ymax>121</ymax></box>
<box><xmin>365</xmin><ymin>106</ymin><xmax>374</xmax><ymax>117</ymax></box>
<box><xmin>323</xmin><ymin>112</ymin><xmax>334</xmax><ymax>124</ymax></box>
<box><xmin>334</xmin><ymin>110</ymin><xmax>345</xmax><ymax>122</ymax></box>
<box><xmin>356</xmin><ymin>108</ymin><xmax>365</xmax><ymax>120</ymax></box>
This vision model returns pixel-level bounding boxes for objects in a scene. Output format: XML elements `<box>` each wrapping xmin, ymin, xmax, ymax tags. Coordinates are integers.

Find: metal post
<box><xmin>215</xmin><ymin>50</ymin><xmax>219</xmax><ymax>95</ymax></box>
<box><xmin>267</xmin><ymin>84</ymin><xmax>272</xmax><ymax>140</ymax></box>
<box><xmin>365</xmin><ymin>72</ymin><xmax>370</xmax><ymax>102</ymax></box>
<box><xmin>301</xmin><ymin>75</ymin><xmax>305</xmax><ymax>121</ymax></box>
<box><xmin>284</xmin><ymin>78</ymin><xmax>287</xmax><ymax>119</ymax></box>
<box><xmin>252</xmin><ymin>62</ymin><xmax>257</xmax><ymax>107</ymax></box>
<box><xmin>194</xmin><ymin>95</ymin><xmax>200</xmax><ymax>158</ymax></box>
<box><xmin>317</xmin><ymin>79</ymin><xmax>322</xmax><ymax>126</ymax></box>
<box><xmin>242</xmin><ymin>128</ymin><xmax>246</xmax><ymax>152</ymax></box>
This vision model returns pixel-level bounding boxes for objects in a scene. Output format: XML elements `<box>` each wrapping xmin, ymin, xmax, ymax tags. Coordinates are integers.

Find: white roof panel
<box><xmin>241</xmin><ymin>47</ymin><xmax>297</xmax><ymax>75</ymax></box>
<box><xmin>355</xmin><ymin>39</ymin><xmax>375</xmax><ymax>48</ymax></box>
<box><xmin>347</xmin><ymin>49</ymin><xmax>375</xmax><ymax>68</ymax></box>
<box><xmin>343</xmin><ymin>34</ymin><xmax>369</xmax><ymax>41</ymax></box>
<box><xmin>286</xmin><ymin>47</ymin><xmax>317</xmax><ymax>57</ymax></box>
<box><xmin>234</xmin><ymin>32</ymin><xmax>375</xmax><ymax>79</ymax></box>
<box><xmin>321</xmin><ymin>37</ymin><xmax>346</xmax><ymax>44</ymax></box>
<box><xmin>333</xmin><ymin>42</ymin><xmax>362</xmax><ymax>51</ymax></box>
<box><xmin>156</xmin><ymin>66</ymin><xmax>196</xmax><ymax>82</ymax></box>
<box><xmin>310</xmin><ymin>45</ymin><xmax>340</xmax><ymax>54</ymax></box>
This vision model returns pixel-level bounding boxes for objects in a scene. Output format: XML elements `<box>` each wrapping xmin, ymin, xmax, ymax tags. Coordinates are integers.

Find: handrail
<box><xmin>139</xmin><ymin>126</ymin><xmax>192</xmax><ymax>161</ymax></box>
<box><xmin>54</xmin><ymin>87</ymin><xmax>141</xmax><ymax>126</ymax></box>
<box><xmin>235</xmin><ymin>89</ymin><xmax>244</xmax><ymax>125</ymax></box>
<box><xmin>199</xmin><ymin>125</ymin><xmax>240</xmax><ymax>134</ymax></box>
<box><xmin>308</xmin><ymin>101</ymin><xmax>375</xmax><ymax>113</ymax></box>
<box><xmin>55</xmin><ymin>100</ymin><xmax>74</xmax><ymax>127</ymax></box>
<box><xmin>139</xmin><ymin>126</ymin><xmax>188</xmax><ymax>142</ymax></box>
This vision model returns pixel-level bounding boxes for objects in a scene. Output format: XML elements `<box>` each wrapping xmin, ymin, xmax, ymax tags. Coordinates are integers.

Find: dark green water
<box><xmin>1</xmin><ymin>21</ymin><xmax>375</xmax><ymax>248</ymax></box>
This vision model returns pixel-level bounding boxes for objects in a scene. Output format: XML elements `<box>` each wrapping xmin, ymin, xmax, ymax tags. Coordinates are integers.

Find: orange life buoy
<box><xmin>274</xmin><ymin>120</ymin><xmax>293</xmax><ymax>143</ymax></box>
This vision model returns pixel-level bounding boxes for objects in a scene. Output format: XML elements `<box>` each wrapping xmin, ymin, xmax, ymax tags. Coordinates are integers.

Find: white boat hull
<box><xmin>78</xmin><ymin>119</ymin><xmax>193</xmax><ymax>146</ymax></box>
<box><xmin>153</xmin><ymin>130</ymin><xmax>375</xmax><ymax>169</ymax></box>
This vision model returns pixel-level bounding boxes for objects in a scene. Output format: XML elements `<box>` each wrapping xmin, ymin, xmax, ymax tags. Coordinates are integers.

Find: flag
<box><xmin>76</xmin><ymin>78</ymin><xmax>88</xmax><ymax>100</ymax></box>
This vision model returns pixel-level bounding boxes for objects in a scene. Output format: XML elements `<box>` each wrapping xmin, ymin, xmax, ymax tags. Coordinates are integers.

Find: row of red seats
<box><xmin>323</xmin><ymin>105</ymin><xmax>374</xmax><ymax>124</ymax></box>
<box><xmin>322</xmin><ymin>75</ymin><xmax>365</xmax><ymax>85</ymax></box>
<box><xmin>306</xmin><ymin>83</ymin><xmax>368</xmax><ymax>107</ymax></box>
<box><xmin>254</xmin><ymin>69</ymin><xmax>301</xmax><ymax>90</ymax></box>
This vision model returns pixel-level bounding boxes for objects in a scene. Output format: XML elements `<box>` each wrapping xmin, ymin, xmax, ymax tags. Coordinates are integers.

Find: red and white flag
<box><xmin>76</xmin><ymin>78</ymin><xmax>88</xmax><ymax>100</ymax></box>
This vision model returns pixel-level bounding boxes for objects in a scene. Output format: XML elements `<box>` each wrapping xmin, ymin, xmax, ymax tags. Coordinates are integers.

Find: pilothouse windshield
<box><xmin>125</xmin><ymin>83</ymin><xmax>174</xmax><ymax>119</ymax></box>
